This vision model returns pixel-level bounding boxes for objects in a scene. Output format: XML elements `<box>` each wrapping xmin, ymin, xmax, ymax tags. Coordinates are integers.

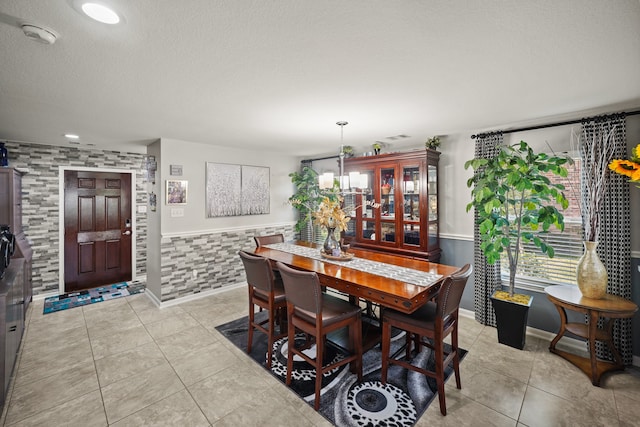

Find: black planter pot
<box><xmin>490</xmin><ymin>293</ymin><xmax>533</xmax><ymax>350</ymax></box>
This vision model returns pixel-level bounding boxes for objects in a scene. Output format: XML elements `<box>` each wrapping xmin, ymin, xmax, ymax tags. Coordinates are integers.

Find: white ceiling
<box><xmin>1</xmin><ymin>0</ymin><xmax>639</xmax><ymax>157</ymax></box>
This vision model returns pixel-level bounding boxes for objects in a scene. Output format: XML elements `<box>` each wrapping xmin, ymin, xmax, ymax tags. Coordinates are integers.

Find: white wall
<box><xmin>146</xmin><ymin>140</ymin><xmax>162</xmax><ymax>300</ymax></box>
<box><xmin>158</xmin><ymin>138</ymin><xmax>299</xmax><ymax>234</ymax></box>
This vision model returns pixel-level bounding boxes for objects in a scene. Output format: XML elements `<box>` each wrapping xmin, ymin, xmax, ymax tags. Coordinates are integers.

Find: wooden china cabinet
<box><xmin>342</xmin><ymin>149</ymin><xmax>441</xmax><ymax>262</ymax></box>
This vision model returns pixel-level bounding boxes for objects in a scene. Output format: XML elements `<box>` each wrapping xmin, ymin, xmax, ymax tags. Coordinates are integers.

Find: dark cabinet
<box><xmin>343</xmin><ymin>149</ymin><xmax>440</xmax><ymax>262</ymax></box>
<box><xmin>0</xmin><ymin>168</ymin><xmax>31</xmax><ymax>316</ymax></box>
<box><xmin>0</xmin><ymin>259</ymin><xmax>24</xmax><ymax>408</ymax></box>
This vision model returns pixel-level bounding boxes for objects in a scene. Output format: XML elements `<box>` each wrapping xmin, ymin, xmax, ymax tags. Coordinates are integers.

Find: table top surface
<box><xmin>545</xmin><ymin>285</ymin><xmax>638</xmax><ymax>314</ymax></box>
<box><xmin>253</xmin><ymin>241</ymin><xmax>460</xmax><ymax>307</ymax></box>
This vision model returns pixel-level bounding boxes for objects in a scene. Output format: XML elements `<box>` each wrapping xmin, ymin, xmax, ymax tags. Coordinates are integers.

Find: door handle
<box><xmin>123</xmin><ymin>230</ymin><xmax>131</xmax><ymax>235</ymax></box>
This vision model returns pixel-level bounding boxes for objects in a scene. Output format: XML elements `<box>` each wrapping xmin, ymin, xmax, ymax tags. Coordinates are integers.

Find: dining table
<box><xmin>252</xmin><ymin>240</ymin><xmax>461</xmax><ymax>351</ymax></box>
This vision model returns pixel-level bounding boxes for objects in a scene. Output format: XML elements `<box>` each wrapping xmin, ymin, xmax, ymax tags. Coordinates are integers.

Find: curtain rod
<box><xmin>471</xmin><ymin>109</ymin><xmax>640</xmax><ymax>139</ymax></box>
<box><xmin>302</xmin><ymin>154</ymin><xmax>340</xmax><ymax>162</ymax></box>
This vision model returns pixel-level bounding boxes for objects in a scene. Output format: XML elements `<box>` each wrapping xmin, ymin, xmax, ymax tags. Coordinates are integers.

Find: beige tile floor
<box><xmin>1</xmin><ymin>286</ymin><xmax>638</xmax><ymax>426</ymax></box>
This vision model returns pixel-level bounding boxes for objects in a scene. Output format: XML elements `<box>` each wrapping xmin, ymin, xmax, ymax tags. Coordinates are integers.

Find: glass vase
<box><xmin>323</xmin><ymin>227</ymin><xmax>340</xmax><ymax>255</ymax></box>
<box><xmin>576</xmin><ymin>241</ymin><xmax>607</xmax><ymax>299</ymax></box>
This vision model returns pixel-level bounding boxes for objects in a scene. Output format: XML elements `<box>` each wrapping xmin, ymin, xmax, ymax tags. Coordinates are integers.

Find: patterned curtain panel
<box><xmin>581</xmin><ymin>115</ymin><xmax>632</xmax><ymax>364</ymax></box>
<box><xmin>472</xmin><ymin>133</ymin><xmax>504</xmax><ymax>327</ymax></box>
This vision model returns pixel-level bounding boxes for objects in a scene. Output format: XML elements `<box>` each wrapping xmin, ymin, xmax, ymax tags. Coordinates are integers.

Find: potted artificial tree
<box><xmin>288</xmin><ymin>166</ymin><xmax>339</xmax><ymax>241</ymax></box>
<box><xmin>465</xmin><ymin>141</ymin><xmax>570</xmax><ymax>349</ymax></box>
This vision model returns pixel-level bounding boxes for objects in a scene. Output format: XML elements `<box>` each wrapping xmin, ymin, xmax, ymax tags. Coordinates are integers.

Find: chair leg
<box><xmin>286</xmin><ymin>319</ymin><xmax>295</xmax><ymax>386</ymax></box>
<box><xmin>434</xmin><ymin>335</ymin><xmax>446</xmax><ymax>416</ymax></box>
<box><xmin>349</xmin><ymin>317</ymin><xmax>363</xmax><ymax>380</ymax></box>
<box><xmin>266</xmin><ymin>308</ymin><xmax>274</xmax><ymax>369</ymax></box>
<box><xmin>247</xmin><ymin>299</ymin><xmax>254</xmax><ymax>354</ymax></box>
<box><xmin>381</xmin><ymin>320</ymin><xmax>391</xmax><ymax>384</ymax></box>
<box><xmin>279</xmin><ymin>306</ymin><xmax>288</xmax><ymax>334</ymax></box>
<box><xmin>314</xmin><ymin>334</ymin><xmax>324</xmax><ymax>410</ymax></box>
<box><xmin>451</xmin><ymin>323</ymin><xmax>461</xmax><ymax>389</ymax></box>
<box><xmin>405</xmin><ymin>331</ymin><xmax>412</xmax><ymax>360</ymax></box>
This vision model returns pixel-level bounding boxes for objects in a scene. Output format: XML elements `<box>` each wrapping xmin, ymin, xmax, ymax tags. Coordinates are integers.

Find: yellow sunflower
<box><xmin>609</xmin><ymin>144</ymin><xmax>640</xmax><ymax>185</ymax></box>
<box><xmin>634</xmin><ymin>143</ymin><xmax>640</xmax><ymax>161</ymax></box>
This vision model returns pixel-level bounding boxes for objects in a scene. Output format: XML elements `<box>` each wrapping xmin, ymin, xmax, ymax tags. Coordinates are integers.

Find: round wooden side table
<box><xmin>545</xmin><ymin>285</ymin><xmax>638</xmax><ymax>386</ymax></box>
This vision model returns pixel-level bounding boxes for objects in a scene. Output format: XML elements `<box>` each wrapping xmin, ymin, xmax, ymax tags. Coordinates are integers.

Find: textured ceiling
<box><xmin>1</xmin><ymin>0</ymin><xmax>639</xmax><ymax>156</ymax></box>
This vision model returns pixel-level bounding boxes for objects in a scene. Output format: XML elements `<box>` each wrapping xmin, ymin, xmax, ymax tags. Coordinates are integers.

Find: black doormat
<box><xmin>215</xmin><ymin>312</ymin><xmax>466</xmax><ymax>426</ymax></box>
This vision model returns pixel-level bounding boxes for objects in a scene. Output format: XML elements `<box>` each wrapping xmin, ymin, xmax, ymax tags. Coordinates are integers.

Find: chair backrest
<box><xmin>276</xmin><ymin>261</ymin><xmax>323</xmax><ymax>316</ymax></box>
<box><xmin>254</xmin><ymin>234</ymin><xmax>284</xmax><ymax>248</ymax></box>
<box><xmin>436</xmin><ymin>264</ymin><xmax>473</xmax><ymax>320</ymax></box>
<box><xmin>238</xmin><ymin>251</ymin><xmax>276</xmax><ymax>294</ymax></box>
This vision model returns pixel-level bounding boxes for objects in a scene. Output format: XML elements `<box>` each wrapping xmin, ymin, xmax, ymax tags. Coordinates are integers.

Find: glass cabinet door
<box><xmin>380</xmin><ymin>168</ymin><xmax>395</xmax><ymax>219</ymax></box>
<box><xmin>427</xmin><ymin>163</ymin><xmax>438</xmax><ymax>250</ymax></box>
<box><xmin>379</xmin><ymin>167</ymin><xmax>395</xmax><ymax>244</ymax></box>
<box><xmin>428</xmin><ymin>164</ymin><xmax>437</xmax><ymax>221</ymax></box>
<box><xmin>359</xmin><ymin>170</ymin><xmax>375</xmax><ymax>219</ymax></box>
<box><xmin>401</xmin><ymin>164</ymin><xmax>421</xmax><ymax>248</ymax></box>
<box><xmin>345</xmin><ymin>168</ymin><xmax>375</xmax><ymax>242</ymax></box>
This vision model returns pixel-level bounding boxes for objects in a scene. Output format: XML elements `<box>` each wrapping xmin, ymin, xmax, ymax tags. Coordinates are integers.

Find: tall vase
<box><xmin>576</xmin><ymin>241</ymin><xmax>607</xmax><ymax>299</ymax></box>
<box><xmin>323</xmin><ymin>226</ymin><xmax>340</xmax><ymax>255</ymax></box>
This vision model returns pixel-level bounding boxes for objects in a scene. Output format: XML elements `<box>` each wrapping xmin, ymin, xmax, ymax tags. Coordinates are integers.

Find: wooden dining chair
<box><xmin>276</xmin><ymin>261</ymin><xmax>363</xmax><ymax>410</ymax></box>
<box><xmin>380</xmin><ymin>264</ymin><xmax>472</xmax><ymax>416</ymax></box>
<box><xmin>238</xmin><ymin>251</ymin><xmax>287</xmax><ymax>369</ymax></box>
<box><xmin>254</xmin><ymin>233</ymin><xmax>284</xmax><ymax>248</ymax></box>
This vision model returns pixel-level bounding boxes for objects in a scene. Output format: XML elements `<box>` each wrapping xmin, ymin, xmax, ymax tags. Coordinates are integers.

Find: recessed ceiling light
<box><xmin>65</xmin><ymin>134</ymin><xmax>80</xmax><ymax>139</ymax></box>
<box><xmin>81</xmin><ymin>3</ymin><xmax>120</xmax><ymax>24</ymax></box>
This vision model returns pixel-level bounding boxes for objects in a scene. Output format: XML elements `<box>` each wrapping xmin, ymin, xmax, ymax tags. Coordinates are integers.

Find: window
<box><xmin>501</xmin><ymin>156</ymin><xmax>584</xmax><ymax>289</ymax></box>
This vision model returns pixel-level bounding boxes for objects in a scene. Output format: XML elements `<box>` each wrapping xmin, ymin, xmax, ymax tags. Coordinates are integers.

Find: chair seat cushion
<box><xmin>294</xmin><ymin>293</ymin><xmax>360</xmax><ymax>327</ymax></box>
<box><xmin>384</xmin><ymin>301</ymin><xmax>437</xmax><ymax>330</ymax></box>
<box><xmin>253</xmin><ymin>279</ymin><xmax>286</xmax><ymax>304</ymax></box>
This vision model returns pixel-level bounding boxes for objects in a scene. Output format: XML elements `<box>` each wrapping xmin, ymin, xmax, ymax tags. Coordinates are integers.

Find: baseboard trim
<box><xmin>458</xmin><ymin>308</ymin><xmax>639</xmax><ymax>367</ymax></box>
<box><xmin>148</xmin><ymin>281</ymin><xmax>247</xmax><ymax>309</ymax></box>
<box><xmin>32</xmin><ymin>291</ymin><xmax>59</xmax><ymax>301</ymax></box>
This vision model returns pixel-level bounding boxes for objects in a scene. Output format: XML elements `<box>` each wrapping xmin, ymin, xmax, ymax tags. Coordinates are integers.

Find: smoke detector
<box><xmin>21</xmin><ymin>24</ymin><xmax>58</xmax><ymax>44</ymax></box>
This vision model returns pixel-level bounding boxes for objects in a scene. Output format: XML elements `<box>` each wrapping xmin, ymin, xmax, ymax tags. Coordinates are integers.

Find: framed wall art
<box><xmin>206</xmin><ymin>162</ymin><xmax>269</xmax><ymax>217</ymax></box>
<box><xmin>166</xmin><ymin>179</ymin><xmax>188</xmax><ymax>205</ymax></box>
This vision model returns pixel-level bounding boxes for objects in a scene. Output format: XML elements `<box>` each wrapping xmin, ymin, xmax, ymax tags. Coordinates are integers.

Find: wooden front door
<box><xmin>64</xmin><ymin>170</ymin><xmax>132</xmax><ymax>292</ymax></box>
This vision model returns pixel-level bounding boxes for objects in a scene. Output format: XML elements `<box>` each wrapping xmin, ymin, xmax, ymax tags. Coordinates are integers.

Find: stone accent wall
<box><xmin>4</xmin><ymin>141</ymin><xmax>148</xmax><ymax>295</ymax></box>
<box><xmin>160</xmin><ymin>225</ymin><xmax>295</xmax><ymax>301</ymax></box>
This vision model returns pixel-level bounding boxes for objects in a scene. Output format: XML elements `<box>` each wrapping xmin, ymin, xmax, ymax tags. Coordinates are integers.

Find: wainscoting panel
<box><xmin>159</xmin><ymin>225</ymin><xmax>295</xmax><ymax>301</ymax></box>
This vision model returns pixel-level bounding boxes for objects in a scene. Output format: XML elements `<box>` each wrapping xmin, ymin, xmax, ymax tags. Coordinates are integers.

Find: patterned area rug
<box><xmin>43</xmin><ymin>282</ymin><xmax>146</xmax><ymax>314</ymax></box>
<box><xmin>216</xmin><ymin>311</ymin><xmax>466</xmax><ymax>426</ymax></box>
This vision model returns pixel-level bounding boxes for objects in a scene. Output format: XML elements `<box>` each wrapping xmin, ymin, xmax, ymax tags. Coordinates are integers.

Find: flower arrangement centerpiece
<box><xmin>609</xmin><ymin>143</ymin><xmax>640</xmax><ymax>187</ymax></box>
<box><xmin>425</xmin><ymin>136</ymin><xmax>441</xmax><ymax>150</ymax></box>
<box><xmin>313</xmin><ymin>196</ymin><xmax>350</xmax><ymax>255</ymax></box>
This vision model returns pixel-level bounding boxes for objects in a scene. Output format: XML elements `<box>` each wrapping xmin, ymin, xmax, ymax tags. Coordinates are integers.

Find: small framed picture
<box><xmin>166</xmin><ymin>180</ymin><xmax>188</xmax><ymax>205</ymax></box>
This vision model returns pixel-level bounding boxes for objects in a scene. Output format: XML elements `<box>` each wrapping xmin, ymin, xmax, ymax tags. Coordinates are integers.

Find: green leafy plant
<box><xmin>464</xmin><ymin>141</ymin><xmax>570</xmax><ymax>297</ymax></box>
<box><xmin>288</xmin><ymin>166</ymin><xmax>339</xmax><ymax>237</ymax></box>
